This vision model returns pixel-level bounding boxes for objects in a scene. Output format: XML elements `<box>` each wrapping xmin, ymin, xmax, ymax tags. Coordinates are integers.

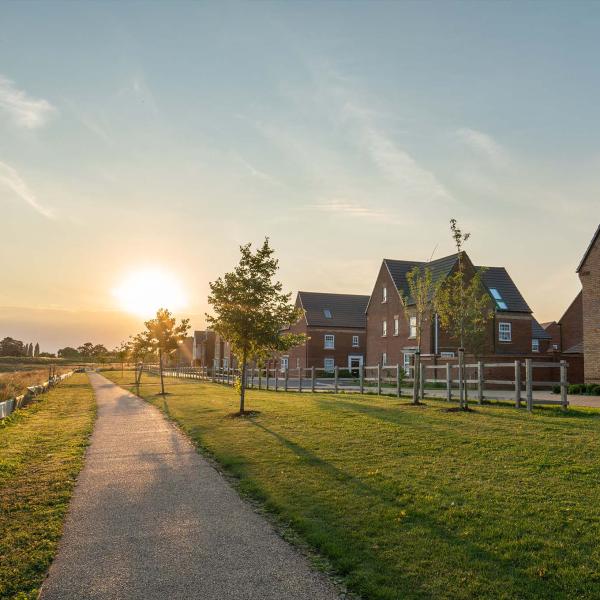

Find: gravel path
<box><xmin>40</xmin><ymin>372</ymin><xmax>341</xmax><ymax>600</ymax></box>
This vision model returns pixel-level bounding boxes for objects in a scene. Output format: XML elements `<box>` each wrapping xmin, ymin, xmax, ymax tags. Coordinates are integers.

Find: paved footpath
<box><xmin>41</xmin><ymin>372</ymin><xmax>340</xmax><ymax>600</ymax></box>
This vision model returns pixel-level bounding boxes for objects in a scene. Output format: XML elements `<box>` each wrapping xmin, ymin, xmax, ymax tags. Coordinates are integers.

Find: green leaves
<box><xmin>140</xmin><ymin>308</ymin><xmax>190</xmax><ymax>356</ymax></box>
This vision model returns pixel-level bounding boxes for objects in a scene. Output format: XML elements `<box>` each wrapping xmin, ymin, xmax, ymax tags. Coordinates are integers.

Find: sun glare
<box><xmin>113</xmin><ymin>268</ymin><xmax>187</xmax><ymax>318</ymax></box>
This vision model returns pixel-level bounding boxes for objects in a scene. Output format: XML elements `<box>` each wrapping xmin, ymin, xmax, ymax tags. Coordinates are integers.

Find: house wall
<box><xmin>580</xmin><ymin>238</ymin><xmax>600</xmax><ymax>383</ymax></box>
<box><xmin>285</xmin><ymin>318</ymin><xmax>366</xmax><ymax>370</ymax></box>
<box><xmin>492</xmin><ymin>313</ymin><xmax>533</xmax><ymax>355</ymax></box>
<box><xmin>543</xmin><ymin>322</ymin><xmax>562</xmax><ymax>352</ymax></box>
<box><xmin>560</xmin><ymin>292</ymin><xmax>583</xmax><ymax>353</ymax></box>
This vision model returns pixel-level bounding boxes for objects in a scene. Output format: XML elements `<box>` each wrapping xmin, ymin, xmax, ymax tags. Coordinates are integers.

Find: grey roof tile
<box><xmin>298</xmin><ymin>292</ymin><xmax>369</xmax><ymax>328</ymax></box>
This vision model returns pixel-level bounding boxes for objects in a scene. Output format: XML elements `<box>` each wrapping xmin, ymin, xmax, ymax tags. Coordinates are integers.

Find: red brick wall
<box><xmin>580</xmin><ymin>233</ymin><xmax>600</xmax><ymax>382</ymax></box>
<box><xmin>559</xmin><ymin>291</ymin><xmax>583</xmax><ymax>353</ymax></box>
<box><xmin>543</xmin><ymin>322</ymin><xmax>562</xmax><ymax>352</ymax></box>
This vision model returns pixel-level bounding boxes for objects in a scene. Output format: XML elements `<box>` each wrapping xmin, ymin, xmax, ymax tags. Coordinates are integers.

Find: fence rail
<box><xmin>141</xmin><ymin>357</ymin><xmax>569</xmax><ymax>411</ymax></box>
<box><xmin>0</xmin><ymin>370</ymin><xmax>75</xmax><ymax>419</ymax></box>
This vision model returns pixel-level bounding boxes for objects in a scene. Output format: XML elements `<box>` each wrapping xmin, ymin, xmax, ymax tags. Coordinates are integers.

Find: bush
<box><xmin>568</xmin><ymin>384</ymin><xmax>584</xmax><ymax>395</ymax></box>
<box><xmin>552</xmin><ymin>385</ymin><xmax>561</xmax><ymax>394</ymax></box>
<box><xmin>586</xmin><ymin>384</ymin><xmax>600</xmax><ymax>396</ymax></box>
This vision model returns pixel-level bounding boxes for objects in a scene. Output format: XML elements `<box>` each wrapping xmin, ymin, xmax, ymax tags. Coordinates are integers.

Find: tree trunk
<box><xmin>239</xmin><ymin>350</ymin><xmax>247</xmax><ymax>414</ymax></box>
<box><xmin>159</xmin><ymin>349</ymin><xmax>165</xmax><ymax>395</ymax></box>
<box><xmin>412</xmin><ymin>351</ymin><xmax>420</xmax><ymax>405</ymax></box>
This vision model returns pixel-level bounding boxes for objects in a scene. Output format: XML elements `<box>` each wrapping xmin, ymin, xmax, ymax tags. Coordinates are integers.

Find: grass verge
<box><xmin>0</xmin><ymin>373</ymin><xmax>95</xmax><ymax>600</ymax></box>
<box><xmin>105</xmin><ymin>370</ymin><xmax>600</xmax><ymax>600</ymax></box>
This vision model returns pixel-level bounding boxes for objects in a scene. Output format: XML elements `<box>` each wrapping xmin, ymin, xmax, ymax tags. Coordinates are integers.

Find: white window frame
<box><xmin>352</xmin><ymin>335</ymin><xmax>359</xmax><ymax>348</ymax></box>
<box><xmin>532</xmin><ymin>339</ymin><xmax>540</xmax><ymax>353</ymax></box>
<box><xmin>440</xmin><ymin>351</ymin><xmax>455</xmax><ymax>358</ymax></box>
<box><xmin>394</xmin><ymin>316</ymin><xmax>399</xmax><ymax>336</ymax></box>
<box><xmin>499</xmin><ymin>322</ymin><xmax>512</xmax><ymax>342</ymax></box>
<box><xmin>348</xmin><ymin>355</ymin><xmax>363</xmax><ymax>369</ymax></box>
<box><xmin>382</xmin><ymin>352</ymin><xmax>387</xmax><ymax>366</ymax></box>
<box><xmin>324</xmin><ymin>334</ymin><xmax>335</xmax><ymax>349</ymax></box>
<box><xmin>382</xmin><ymin>285</ymin><xmax>387</xmax><ymax>303</ymax></box>
<box><xmin>409</xmin><ymin>316</ymin><xmax>417</xmax><ymax>339</ymax></box>
<box><xmin>382</xmin><ymin>320</ymin><xmax>387</xmax><ymax>337</ymax></box>
<box><xmin>280</xmin><ymin>356</ymin><xmax>289</xmax><ymax>371</ymax></box>
<box><xmin>403</xmin><ymin>352</ymin><xmax>412</xmax><ymax>375</ymax></box>
<box><xmin>324</xmin><ymin>358</ymin><xmax>335</xmax><ymax>373</ymax></box>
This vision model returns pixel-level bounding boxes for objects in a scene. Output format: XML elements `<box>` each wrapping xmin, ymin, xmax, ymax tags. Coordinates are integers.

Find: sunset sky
<box><xmin>1</xmin><ymin>1</ymin><xmax>599</xmax><ymax>351</ymax></box>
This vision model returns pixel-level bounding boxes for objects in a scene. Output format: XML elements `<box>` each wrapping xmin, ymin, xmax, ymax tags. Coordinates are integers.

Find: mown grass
<box><xmin>0</xmin><ymin>374</ymin><xmax>95</xmax><ymax>600</ymax></box>
<box><xmin>106</xmin><ymin>370</ymin><xmax>600</xmax><ymax>599</ymax></box>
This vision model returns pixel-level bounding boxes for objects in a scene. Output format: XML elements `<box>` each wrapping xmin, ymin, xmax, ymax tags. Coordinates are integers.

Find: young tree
<box><xmin>402</xmin><ymin>265</ymin><xmax>437</xmax><ymax>404</ymax></box>
<box><xmin>114</xmin><ymin>340</ymin><xmax>131</xmax><ymax>376</ymax></box>
<box><xmin>207</xmin><ymin>238</ymin><xmax>306</xmax><ymax>415</ymax></box>
<box><xmin>435</xmin><ymin>219</ymin><xmax>493</xmax><ymax>409</ymax></box>
<box><xmin>141</xmin><ymin>308</ymin><xmax>190</xmax><ymax>395</ymax></box>
<box><xmin>34</xmin><ymin>342</ymin><xmax>40</xmax><ymax>357</ymax></box>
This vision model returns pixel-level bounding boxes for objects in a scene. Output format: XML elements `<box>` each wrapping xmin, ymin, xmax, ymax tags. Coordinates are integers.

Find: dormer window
<box><xmin>382</xmin><ymin>285</ymin><xmax>387</xmax><ymax>303</ymax></box>
<box><xmin>323</xmin><ymin>309</ymin><xmax>332</xmax><ymax>319</ymax></box>
<box><xmin>489</xmin><ymin>288</ymin><xmax>508</xmax><ymax>310</ymax></box>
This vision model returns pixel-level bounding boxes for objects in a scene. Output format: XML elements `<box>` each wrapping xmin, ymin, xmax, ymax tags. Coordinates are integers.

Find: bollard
<box><xmin>334</xmin><ymin>366</ymin><xmax>339</xmax><ymax>394</ymax></box>
<box><xmin>284</xmin><ymin>367</ymin><xmax>289</xmax><ymax>392</ymax></box>
<box><xmin>525</xmin><ymin>358</ymin><xmax>533</xmax><ymax>412</ymax></box>
<box><xmin>514</xmin><ymin>360</ymin><xmax>521</xmax><ymax>408</ymax></box>
<box><xmin>396</xmin><ymin>364</ymin><xmax>401</xmax><ymax>398</ymax></box>
<box><xmin>359</xmin><ymin>365</ymin><xmax>364</xmax><ymax>394</ymax></box>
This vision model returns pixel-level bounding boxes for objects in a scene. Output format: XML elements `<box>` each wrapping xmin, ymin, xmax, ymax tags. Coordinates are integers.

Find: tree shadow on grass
<box><xmin>249</xmin><ymin>420</ymin><xmax>547</xmax><ymax>598</ymax></box>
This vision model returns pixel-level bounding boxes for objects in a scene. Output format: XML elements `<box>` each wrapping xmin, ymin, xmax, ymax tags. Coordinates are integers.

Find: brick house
<box><xmin>531</xmin><ymin>318</ymin><xmax>553</xmax><ymax>353</ymax></box>
<box><xmin>284</xmin><ymin>292</ymin><xmax>369</xmax><ymax>372</ymax></box>
<box><xmin>541</xmin><ymin>292</ymin><xmax>583</xmax><ymax>354</ymax></box>
<box><xmin>214</xmin><ymin>333</ymin><xmax>235</xmax><ymax>369</ymax></box>
<box><xmin>366</xmin><ymin>252</ymin><xmax>541</xmax><ymax>369</ymax></box>
<box><xmin>192</xmin><ymin>330</ymin><xmax>216</xmax><ymax>367</ymax></box>
<box><xmin>577</xmin><ymin>224</ymin><xmax>600</xmax><ymax>383</ymax></box>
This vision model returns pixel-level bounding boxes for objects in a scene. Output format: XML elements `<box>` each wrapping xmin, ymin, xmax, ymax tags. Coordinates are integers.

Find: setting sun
<box><xmin>112</xmin><ymin>268</ymin><xmax>187</xmax><ymax>318</ymax></box>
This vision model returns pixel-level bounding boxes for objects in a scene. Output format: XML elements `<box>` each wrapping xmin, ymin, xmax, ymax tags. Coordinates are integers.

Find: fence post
<box><xmin>258</xmin><ymin>367</ymin><xmax>262</xmax><ymax>390</ymax></box>
<box><xmin>334</xmin><ymin>366</ymin><xmax>339</xmax><ymax>393</ymax></box>
<box><xmin>377</xmin><ymin>364</ymin><xmax>381</xmax><ymax>395</ymax></box>
<box><xmin>477</xmin><ymin>361</ymin><xmax>484</xmax><ymax>405</ymax></box>
<box><xmin>458</xmin><ymin>348</ymin><xmax>465</xmax><ymax>409</ymax></box>
<box><xmin>419</xmin><ymin>361</ymin><xmax>424</xmax><ymax>400</ymax></box>
<box><xmin>396</xmin><ymin>364</ymin><xmax>401</xmax><ymax>398</ymax></box>
<box><xmin>514</xmin><ymin>360</ymin><xmax>521</xmax><ymax>408</ymax></box>
<box><xmin>299</xmin><ymin>367</ymin><xmax>303</xmax><ymax>392</ymax></box>
<box><xmin>311</xmin><ymin>366</ymin><xmax>315</xmax><ymax>392</ymax></box>
<box><xmin>525</xmin><ymin>358</ymin><xmax>533</xmax><ymax>412</ymax></box>
<box><xmin>560</xmin><ymin>360</ymin><xmax>568</xmax><ymax>411</ymax></box>
<box><xmin>275</xmin><ymin>362</ymin><xmax>279</xmax><ymax>392</ymax></box>
<box><xmin>360</xmin><ymin>365</ymin><xmax>364</xmax><ymax>394</ymax></box>
<box><xmin>446</xmin><ymin>363</ymin><xmax>451</xmax><ymax>402</ymax></box>
<box><xmin>284</xmin><ymin>367</ymin><xmax>289</xmax><ymax>392</ymax></box>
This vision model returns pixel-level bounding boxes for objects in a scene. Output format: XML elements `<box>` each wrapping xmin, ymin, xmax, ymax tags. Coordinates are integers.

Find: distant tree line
<box><xmin>0</xmin><ymin>337</ymin><xmax>48</xmax><ymax>357</ymax></box>
<box><xmin>57</xmin><ymin>343</ymin><xmax>109</xmax><ymax>360</ymax></box>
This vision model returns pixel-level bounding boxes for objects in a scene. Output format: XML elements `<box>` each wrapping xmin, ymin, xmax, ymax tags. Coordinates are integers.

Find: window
<box><xmin>223</xmin><ymin>357</ymin><xmax>229</xmax><ymax>369</ymax></box>
<box><xmin>324</xmin><ymin>358</ymin><xmax>335</xmax><ymax>373</ymax></box>
<box><xmin>499</xmin><ymin>322</ymin><xmax>512</xmax><ymax>342</ymax></box>
<box><xmin>532</xmin><ymin>339</ymin><xmax>540</xmax><ymax>352</ymax></box>
<box><xmin>409</xmin><ymin>316</ymin><xmax>417</xmax><ymax>339</ymax></box>
<box><xmin>382</xmin><ymin>285</ymin><xmax>387</xmax><ymax>302</ymax></box>
<box><xmin>552</xmin><ymin>343</ymin><xmax>559</xmax><ymax>351</ymax></box>
<box><xmin>323</xmin><ymin>309</ymin><xmax>332</xmax><ymax>319</ymax></box>
<box><xmin>382</xmin><ymin>320</ymin><xmax>387</xmax><ymax>336</ymax></box>
<box><xmin>440</xmin><ymin>351</ymin><xmax>455</xmax><ymax>358</ymax></box>
<box><xmin>352</xmin><ymin>335</ymin><xmax>359</xmax><ymax>347</ymax></box>
<box><xmin>296</xmin><ymin>358</ymin><xmax>301</xmax><ymax>368</ymax></box>
<box><xmin>394</xmin><ymin>316</ymin><xmax>399</xmax><ymax>336</ymax></box>
<box><xmin>382</xmin><ymin>352</ymin><xmax>387</xmax><ymax>366</ymax></box>
<box><xmin>403</xmin><ymin>352</ymin><xmax>412</xmax><ymax>375</ymax></box>
<box><xmin>490</xmin><ymin>287</ymin><xmax>508</xmax><ymax>310</ymax></box>
<box><xmin>324</xmin><ymin>334</ymin><xmax>335</xmax><ymax>349</ymax></box>
<box><xmin>281</xmin><ymin>356</ymin><xmax>289</xmax><ymax>371</ymax></box>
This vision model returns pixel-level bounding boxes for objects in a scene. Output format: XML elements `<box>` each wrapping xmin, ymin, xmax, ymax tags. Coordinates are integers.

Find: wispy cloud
<box><xmin>304</xmin><ymin>198</ymin><xmax>412</xmax><ymax>225</ymax></box>
<box><xmin>0</xmin><ymin>75</ymin><xmax>55</xmax><ymax>129</ymax></box>
<box><xmin>0</xmin><ymin>161</ymin><xmax>54</xmax><ymax>218</ymax></box>
<box><xmin>456</xmin><ymin>128</ymin><xmax>509</xmax><ymax>168</ymax></box>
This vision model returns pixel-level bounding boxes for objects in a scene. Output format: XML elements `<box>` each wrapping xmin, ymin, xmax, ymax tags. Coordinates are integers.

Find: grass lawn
<box><xmin>106</xmin><ymin>370</ymin><xmax>600</xmax><ymax>600</ymax></box>
<box><xmin>0</xmin><ymin>373</ymin><xmax>95</xmax><ymax>600</ymax></box>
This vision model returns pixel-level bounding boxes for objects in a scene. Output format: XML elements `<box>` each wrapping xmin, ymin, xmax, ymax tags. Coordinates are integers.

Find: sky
<box><xmin>1</xmin><ymin>1</ymin><xmax>599</xmax><ymax>352</ymax></box>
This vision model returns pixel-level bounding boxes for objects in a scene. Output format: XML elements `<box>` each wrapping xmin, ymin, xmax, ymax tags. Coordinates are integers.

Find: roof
<box><xmin>541</xmin><ymin>321</ymin><xmax>557</xmax><ymax>329</ymax></box>
<box><xmin>564</xmin><ymin>341</ymin><xmax>583</xmax><ymax>354</ymax></box>
<box><xmin>477</xmin><ymin>267</ymin><xmax>531</xmax><ymax>313</ymax></box>
<box><xmin>383</xmin><ymin>252</ymin><xmax>531</xmax><ymax>313</ymax></box>
<box><xmin>531</xmin><ymin>318</ymin><xmax>552</xmax><ymax>340</ymax></box>
<box><xmin>297</xmin><ymin>291</ymin><xmax>369</xmax><ymax>328</ymax></box>
<box><xmin>576</xmin><ymin>224</ymin><xmax>600</xmax><ymax>273</ymax></box>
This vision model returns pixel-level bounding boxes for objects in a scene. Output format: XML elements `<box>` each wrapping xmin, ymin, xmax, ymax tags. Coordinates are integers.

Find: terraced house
<box><xmin>283</xmin><ymin>292</ymin><xmax>369</xmax><ymax>372</ymax></box>
<box><xmin>365</xmin><ymin>252</ymin><xmax>545</xmax><ymax>369</ymax></box>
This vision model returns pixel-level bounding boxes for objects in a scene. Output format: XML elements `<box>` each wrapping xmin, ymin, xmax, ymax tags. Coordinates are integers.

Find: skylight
<box><xmin>323</xmin><ymin>309</ymin><xmax>332</xmax><ymax>318</ymax></box>
<box><xmin>489</xmin><ymin>288</ymin><xmax>508</xmax><ymax>310</ymax></box>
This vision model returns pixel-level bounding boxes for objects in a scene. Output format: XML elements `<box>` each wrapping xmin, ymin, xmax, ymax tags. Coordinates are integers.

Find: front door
<box><xmin>348</xmin><ymin>355</ymin><xmax>363</xmax><ymax>376</ymax></box>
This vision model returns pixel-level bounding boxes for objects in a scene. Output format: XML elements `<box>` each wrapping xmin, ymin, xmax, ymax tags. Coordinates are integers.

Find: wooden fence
<box><xmin>143</xmin><ymin>358</ymin><xmax>569</xmax><ymax>411</ymax></box>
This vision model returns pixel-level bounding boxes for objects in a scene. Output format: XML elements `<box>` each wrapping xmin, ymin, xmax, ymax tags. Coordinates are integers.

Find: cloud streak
<box><xmin>456</xmin><ymin>128</ymin><xmax>509</xmax><ymax>168</ymax></box>
<box><xmin>0</xmin><ymin>161</ymin><xmax>54</xmax><ymax>218</ymax></box>
<box><xmin>0</xmin><ymin>75</ymin><xmax>55</xmax><ymax>129</ymax></box>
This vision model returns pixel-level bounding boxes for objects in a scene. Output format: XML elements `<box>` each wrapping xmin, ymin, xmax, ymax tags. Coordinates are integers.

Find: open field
<box><xmin>0</xmin><ymin>374</ymin><xmax>95</xmax><ymax>600</ymax></box>
<box><xmin>0</xmin><ymin>367</ymin><xmax>71</xmax><ymax>402</ymax></box>
<box><xmin>105</xmin><ymin>369</ymin><xmax>600</xmax><ymax>600</ymax></box>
